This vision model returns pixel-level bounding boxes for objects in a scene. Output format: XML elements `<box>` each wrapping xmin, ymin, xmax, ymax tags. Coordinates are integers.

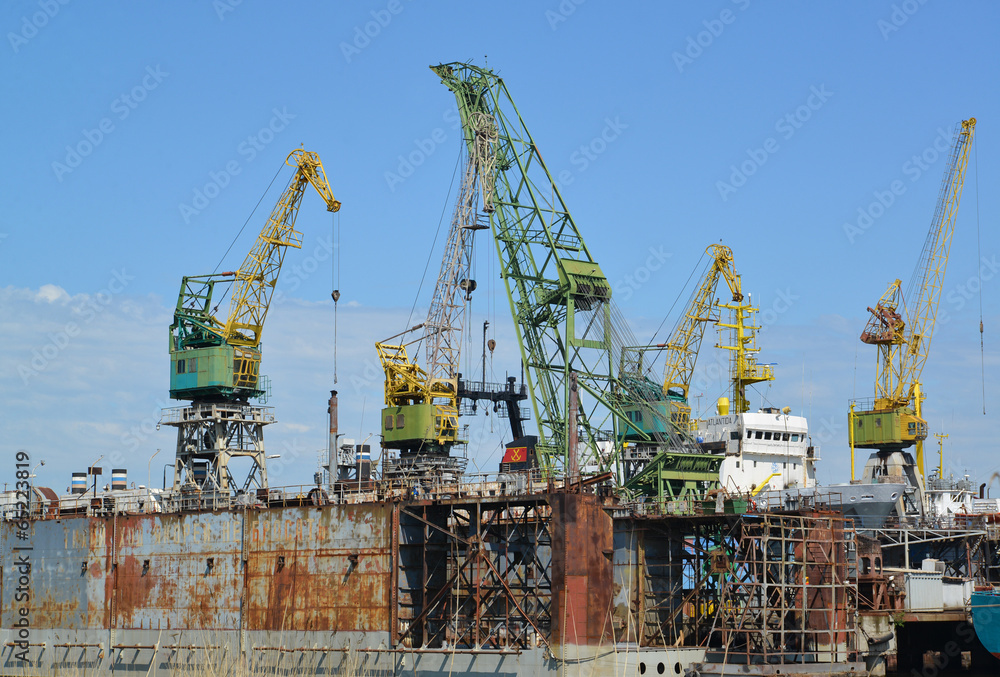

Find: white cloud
<box><xmin>35</xmin><ymin>284</ymin><xmax>70</xmax><ymax>304</ymax></box>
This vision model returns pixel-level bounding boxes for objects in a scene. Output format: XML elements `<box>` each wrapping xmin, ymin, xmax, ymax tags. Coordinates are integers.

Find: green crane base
<box><xmin>624</xmin><ymin>449</ymin><xmax>723</xmax><ymax>502</ymax></box>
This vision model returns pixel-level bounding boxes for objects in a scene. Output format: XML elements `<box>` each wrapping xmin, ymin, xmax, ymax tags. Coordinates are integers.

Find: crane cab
<box><xmin>621</xmin><ymin>396</ymin><xmax>691</xmax><ymax>440</ymax></box>
<box><xmin>169</xmin><ymin>345</ymin><xmax>264</xmax><ymax>401</ymax></box>
<box><xmin>850</xmin><ymin>404</ymin><xmax>927</xmax><ymax>451</ymax></box>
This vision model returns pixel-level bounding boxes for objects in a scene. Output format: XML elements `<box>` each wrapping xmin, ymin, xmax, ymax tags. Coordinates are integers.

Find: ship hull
<box><xmin>971</xmin><ymin>591</ymin><xmax>1000</xmax><ymax>660</ymax></box>
<box><xmin>2</xmin><ymin>490</ymin><xmax>714</xmax><ymax>676</ymax></box>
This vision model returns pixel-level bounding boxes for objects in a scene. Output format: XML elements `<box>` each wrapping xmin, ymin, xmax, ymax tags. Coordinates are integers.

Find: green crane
<box><xmin>433</xmin><ymin>62</ymin><xmax>649</xmax><ymax>479</ymax></box>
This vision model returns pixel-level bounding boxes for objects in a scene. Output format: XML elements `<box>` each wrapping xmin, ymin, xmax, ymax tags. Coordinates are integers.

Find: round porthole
<box><xmin>640</xmin><ymin>663</ymin><xmax>646</xmax><ymax>675</ymax></box>
<box><xmin>890</xmin><ymin>492</ymin><xmax>899</xmax><ymax>500</ymax></box>
<box><xmin>674</xmin><ymin>662</ymin><xmax>683</xmax><ymax>674</ymax></box>
<box><xmin>658</xmin><ymin>663</ymin><xmax>665</xmax><ymax>674</ymax></box>
<box><xmin>849</xmin><ymin>496</ymin><xmax>857</xmax><ymax>502</ymax></box>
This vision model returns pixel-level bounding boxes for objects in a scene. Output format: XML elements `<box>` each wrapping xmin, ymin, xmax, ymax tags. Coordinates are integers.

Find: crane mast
<box><xmin>376</xmin><ymin>149</ymin><xmax>488</xmax><ymax>475</ymax></box>
<box><xmin>377</xmin><ymin>110</ymin><xmax>534</xmax><ymax>477</ymax></box>
<box><xmin>424</xmin><ymin>123</ymin><xmax>494</xmax><ymax>395</ymax></box>
<box><xmin>852</xmin><ymin>118</ymin><xmax>975</xmax><ymax>480</ymax></box>
<box><xmin>433</xmin><ymin>62</ymin><xmax>632</xmax><ymax>478</ymax></box>
<box><xmin>164</xmin><ymin>148</ymin><xmax>340</xmax><ymax>493</ymax></box>
<box><xmin>716</xmin><ymin>295</ymin><xmax>774</xmax><ymax>415</ymax></box>
<box><xmin>662</xmin><ymin>244</ymin><xmax>743</xmax><ymax>424</ymax></box>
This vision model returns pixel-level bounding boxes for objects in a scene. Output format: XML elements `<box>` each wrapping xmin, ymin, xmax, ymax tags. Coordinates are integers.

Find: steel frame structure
<box><xmin>714</xmin><ymin>514</ymin><xmax>856</xmax><ymax>665</ymax></box>
<box><xmin>394</xmin><ymin>495</ymin><xmax>553</xmax><ymax>651</ymax></box>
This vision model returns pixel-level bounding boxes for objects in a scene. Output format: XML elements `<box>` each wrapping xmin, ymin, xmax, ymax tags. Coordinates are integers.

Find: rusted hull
<box><xmin>1</xmin><ymin>492</ymin><xmax>859</xmax><ymax>675</ymax></box>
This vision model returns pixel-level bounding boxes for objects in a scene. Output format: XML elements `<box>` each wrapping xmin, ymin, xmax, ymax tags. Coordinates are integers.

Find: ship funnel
<box><xmin>71</xmin><ymin>472</ymin><xmax>87</xmax><ymax>495</ymax></box>
<box><xmin>112</xmin><ymin>469</ymin><xmax>127</xmax><ymax>491</ymax></box>
<box><xmin>717</xmin><ymin>397</ymin><xmax>730</xmax><ymax>416</ymax></box>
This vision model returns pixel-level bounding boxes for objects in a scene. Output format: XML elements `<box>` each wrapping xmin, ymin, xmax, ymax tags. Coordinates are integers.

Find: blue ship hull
<box><xmin>970</xmin><ymin>591</ymin><xmax>1000</xmax><ymax>659</ymax></box>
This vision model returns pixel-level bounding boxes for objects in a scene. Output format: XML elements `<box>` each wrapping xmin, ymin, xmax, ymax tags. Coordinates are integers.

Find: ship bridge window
<box><xmin>790</xmin><ymin>434</ymin><xmax>799</xmax><ymax>442</ymax></box>
<box><xmin>754</xmin><ymin>431</ymin><xmax>763</xmax><ymax>439</ymax></box>
<box><xmin>746</xmin><ymin>430</ymin><xmax>753</xmax><ymax>439</ymax></box>
<box><xmin>730</xmin><ymin>431</ymin><xmax>739</xmax><ymax>440</ymax></box>
<box><xmin>763</xmin><ymin>432</ymin><xmax>772</xmax><ymax>440</ymax></box>
<box><xmin>781</xmin><ymin>433</ymin><xmax>790</xmax><ymax>441</ymax></box>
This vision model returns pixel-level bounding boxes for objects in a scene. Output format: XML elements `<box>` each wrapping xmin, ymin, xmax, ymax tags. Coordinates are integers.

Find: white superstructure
<box><xmin>697</xmin><ymin>406</ymin><xmax>818</xmax><ymax>494</ymax></box>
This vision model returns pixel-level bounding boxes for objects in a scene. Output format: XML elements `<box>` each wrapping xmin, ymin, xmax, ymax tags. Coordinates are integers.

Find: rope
<box><xmin>648</xmin><ymin>248</ymin><xmax>708</xmax><ymax>345</ymax></box>
<box><xmin>333</xmin><ymin>210</ymin><xmax>339</xmax><ymax>385</ymax></box>
<box><xmin>213</xmin><ymin>162</ymin><xmax>287</xmax><ymax>275</ymax></box>
<box><xmin>405</xmin><ymin>145</ymin><xmax>463</xmax><ymax>332</ymax></box>
<box><xmin>975</xmin><ymin>134</ymin><xmax>985</xmax><ymax>414</ymax></box>
<box><xmin>210</xmin><ymin>162</ymin><xmax>290</xmax><ymax>312</ymax></box>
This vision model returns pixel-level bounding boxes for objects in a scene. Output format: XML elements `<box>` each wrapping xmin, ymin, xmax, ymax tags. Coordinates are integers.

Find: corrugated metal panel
<box><xmin>905</xmin><ymin>571</ymin><xmax>944</xmax><ymax>612</ymax></box>
<box><xmin>3</xmin><ymin>503</ymin><xmax>391</xmax><ymax>637</ymax></box>
<box><xmin>942</xmin><ymin>580</ymin><xmax>971</xmax><ymax>609</ymax></box>
<box><xmin>113</xmin><ymin>512</ymin><xmax>242</xmax><ymax>629</ymax></box>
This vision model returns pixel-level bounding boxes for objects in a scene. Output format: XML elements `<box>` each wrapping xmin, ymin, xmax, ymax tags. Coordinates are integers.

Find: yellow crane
<box><xmin>166</xmin><ymin>148</ymin><xmax>340</xmax><ymax>493</ymax></box>
<box><xmin>850</xmin><ymin>118</ymin><xmax>975</xmax><ymax>478</ymax></box>
<box><xmin>619</xmin><ymin>244</ymin><xmax>774</xmax><ymax>499</ymax></box>
<box><xmin>169</xmin><ymin>148</ymin><xmax>341</xmax><ymax>402</ymax></box>
<box><xmin>621</xmin><ymin>244</ymin><xmax>773</xmax><ymax>437</ymax></box>
<box><xmin>660</xmin><ymin>244</ymin><xmax>744</xmax><ymax>426</ymax></box>
<box><xmin>662</xmin><ymin>243</ymin><xmax>773</xmax><ymax>420</ymax></box>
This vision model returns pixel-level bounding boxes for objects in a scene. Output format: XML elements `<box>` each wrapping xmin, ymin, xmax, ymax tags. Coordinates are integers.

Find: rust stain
<box><xmin>550</xmin><ymin>492</ymin><xmax>614</xmax><ymax>647</ymax></box>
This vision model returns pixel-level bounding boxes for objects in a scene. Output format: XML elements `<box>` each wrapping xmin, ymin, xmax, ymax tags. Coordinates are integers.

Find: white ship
<box><xmin>697</xmin><ymin>400</ymin><xmax>911</xmax><ymax>528</ymax></box>
<box><xmin>696</xmin><ymin>403</ymin><xmax>817</xmax><ymax>494</ymax></box>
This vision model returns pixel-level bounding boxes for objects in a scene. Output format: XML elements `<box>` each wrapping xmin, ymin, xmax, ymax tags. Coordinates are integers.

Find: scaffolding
<box><xmin>711</xmin><ymin>514</ymin><xmax>857</xmax><ymax>665</ymax></box>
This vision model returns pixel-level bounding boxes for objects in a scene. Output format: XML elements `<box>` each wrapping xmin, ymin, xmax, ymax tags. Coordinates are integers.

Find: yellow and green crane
<box><xmin>169</xmin><ymin>149</ymin><xmax>340</xmax><ymax>402</ymax></box>
<box><xmin>850</xmin><ymin>118</ymin><xmax>975</xmax><ymax>478</ymax></box>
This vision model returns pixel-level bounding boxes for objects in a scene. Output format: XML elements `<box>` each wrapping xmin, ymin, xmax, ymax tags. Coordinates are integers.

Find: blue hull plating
<box><xmin>971</xmin><ymin>591</ymin><xmax>1000</xmax><ymax>659</ymax></box>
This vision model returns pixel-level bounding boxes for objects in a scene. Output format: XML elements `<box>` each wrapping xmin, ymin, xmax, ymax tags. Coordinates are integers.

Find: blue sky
<box><xmin>2</xmin><ymin>1</ymin><xmax>998</xmax><ymax>492</ymax></box>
